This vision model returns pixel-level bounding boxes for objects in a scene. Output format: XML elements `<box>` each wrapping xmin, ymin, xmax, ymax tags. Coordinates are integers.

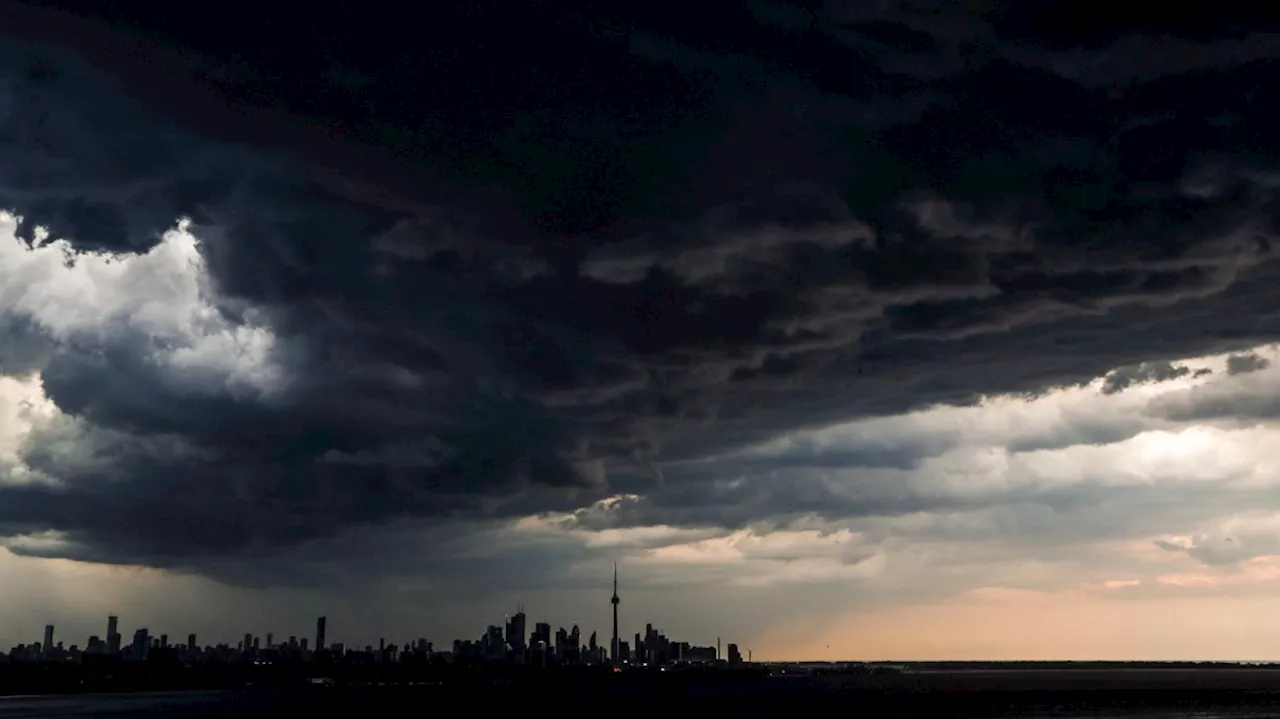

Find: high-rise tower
<box><xmin>611</xmin><ymin>561</ymin><xmax>620</xmax><ymax>667</ymax></box>
<box><xmin>107</xmin><ymin>616</ymin><xmax>120</xmax><ymax>655</ymax></box>
<box><xmin>506</xmin><ymin>605</ymin><xmax>527</xmax><ymax>651</ymax></box>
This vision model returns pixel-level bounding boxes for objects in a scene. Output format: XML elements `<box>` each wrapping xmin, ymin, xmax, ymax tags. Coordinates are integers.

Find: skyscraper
<box><xmin>43</xmin><ymin>625</ymin><xmax>53</xmax><ymax>657</ymax></box>
<box><xmin>132</xmin><ymin>628</ymin><xmax>149</xmax><ymax>659</ymax></box>
<box><xmin>315</xmin><ymin>616</ymin><xmax>326</xmax><ymax>653</ymax></box>
<box><xmin>106</xmin><ymin>614</ymin><xmax>120</xmax><ymax>652</ymax></box>
<box><xmin>533</xmin><ymin>622</ymin><xmax>551</xmax><ymax>649</ymax></box>
<box><xmin>611</xmin><ymin>561</ymin><xmax>620</xmax><ymax>667</ymax></box>
<box><xmin>554</xmin><ymin>627</ymin><xmax>568</xmax><ymax>658</ymax></box>
<box><xmin>506</xmin><ymin>606</ymin><xmax>526</xmax><ymax>651</ymax></box>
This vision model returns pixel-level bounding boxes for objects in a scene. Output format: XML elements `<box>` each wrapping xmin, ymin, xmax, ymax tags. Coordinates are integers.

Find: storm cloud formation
<box><xmin>4</xmin><ymin>0</ymin><xmax>1280</xmax><ymax>580</ymax></box>
<box><xmin>1100</xmin><ymin>361</ymin><xmax>1196</xmax><ymax>395</ymax></box>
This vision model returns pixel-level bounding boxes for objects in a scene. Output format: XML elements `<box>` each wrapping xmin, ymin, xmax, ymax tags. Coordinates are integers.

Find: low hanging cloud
<box><xmin>1155</xmin><ymin>512</ymin><xmax>1280</xmax><ymax>567</ymax></box>
<box><xmin>1227</xmin><ymin>352</ymin><xmax>1271</xmax><ymax>375</ymax></box>
<box><xmin>1100</xmin><ymin>360</ymin><xmax>1195</xmax><ymax>394</ymax></box>
<box><xmin>5</xmin><ymin>2</ymin><xmax>1280</xmax><ymax>582</ymax></box>
<box><xmin>1147</xmin><ymin>353</ymin><xmax>1280</xmax><ymax>422</ymax></box>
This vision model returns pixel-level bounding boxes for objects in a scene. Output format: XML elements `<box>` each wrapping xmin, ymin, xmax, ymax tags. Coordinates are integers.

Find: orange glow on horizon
<box><xmin>749</xmin><ymin>588</ymin><xmax>1280</xmax><ymax>662</ymax></box>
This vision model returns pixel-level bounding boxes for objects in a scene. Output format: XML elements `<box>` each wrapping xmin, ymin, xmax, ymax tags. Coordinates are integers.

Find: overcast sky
<box><xmin>4</xmin><ymin>0</ymin><xmax>1280</xmax><ymax>660</ymax></box>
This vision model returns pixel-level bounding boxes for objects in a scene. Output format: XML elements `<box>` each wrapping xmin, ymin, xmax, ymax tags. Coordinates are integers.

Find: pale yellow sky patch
<box><xmin>753</xmin><ymin>589</ymin><xmax>1280</xmax><ymax>661</ymax></box>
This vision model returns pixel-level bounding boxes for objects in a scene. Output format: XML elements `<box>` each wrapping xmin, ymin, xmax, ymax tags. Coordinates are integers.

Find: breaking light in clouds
<box><xmin>7</xmin><ymin>1</ymin><xmax>1280</xmax><ymax>659</ymax></box>
<box><xmin>2</xmin><ymin>217</ymin><xmax>1280</xmax><ymax>655</ymax></box>
<box><xmin>0</xmin><ymin>213</ymin><xmax>284</xmax><ymax>397</ymax></box>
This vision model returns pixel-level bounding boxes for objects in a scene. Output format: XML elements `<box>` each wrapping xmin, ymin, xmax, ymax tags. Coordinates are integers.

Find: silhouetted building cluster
<box><xmin>4</xmin><ymin>568</ymin><xmax>744</xmax><ymax>670</ymax></box>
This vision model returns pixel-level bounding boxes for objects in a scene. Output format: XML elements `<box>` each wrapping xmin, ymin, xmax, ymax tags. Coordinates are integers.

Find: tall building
<box><xmin>506</xmin><ymin>606</ymin><xmax>526</xmax><ymax>651</ymax></box>
<box><xmin>132</xmin><ymin>628</ymin><xmax>149</xmax><ymax>659</ymax></box>
<box><xmin>483</xmin><ymin>626</ymin><xmax>504</xmax><ymax>660</ymax></box>
<box><xmin>533</xmin><ymin>622</ymin><xmax>551</xmax><ymax>649</ymax></box>
<box><xmin>105</xmin><ymin>614</ymin><xmax>118</xmax><ymax>652</ymax></box>
<box><xmin>187</xmin><ymin>634</ymin><xmax>197</xmax><ymax>651</ymax></box>
<box><xmin>611</xmin><ymin>562</ymin><xmax>620</xmax><ymax>667</ymax></box>
<box><xmin>554</xmin><ymin>627</ymin><xmax>568</xmax><ymax>658</ymax></box>
<box><xmin>43</xmin><ymin>625</ymin><xmax>53</xmax><ymax>658</ymax></box>
<box><xmin>727</xmin><ymin>643</ymin><xmax>742</xmax><ymax>664</ymax></box>
<box><xmin>315</xmin><ymin>617</ymin><xmax>326</xmax><ymax>653</ymax></box>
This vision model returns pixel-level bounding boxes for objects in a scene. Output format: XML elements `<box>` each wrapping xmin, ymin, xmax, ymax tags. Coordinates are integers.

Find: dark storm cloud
<box><xmin>0</xmin><ymin>43</ymin><xmax>246</xmax><ymax>254</ymax></box>
<box><xmin>1227</xmin><ymin>352</ymin><xmax>1271</xmax><ymax>375</ymax></box>
<box><xmin>0</xmin><ymin>315</ymin><xmax>55</xmax><ymax>377</ymax></box>
<box><xmin>563</xmin><ymin>470</ymin><xmax>1280</xmax><ymax>557</ymax></box>
<box><xmin>4</xmin><ymin>1</ymin><xmax>1280</xmax><ymax>577</ymax></box>
<box><xmin>185</xmin><ymin>521</ymin><xmax>600</xmax><ymax>595</ymax></box>
<box><xmin>1100</xmin><ymin>360</ymin><xmax>1194</xmax><ymax>394</ymax></box>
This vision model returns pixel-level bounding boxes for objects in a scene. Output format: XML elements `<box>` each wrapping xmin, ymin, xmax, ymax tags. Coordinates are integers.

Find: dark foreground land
<box><xmin>10</xmin><ymin>665</ymin><xmax>1280</xmax><ymax>716</ymax></box>
<box><xmin>5</xmin><ymin>682</ymin><xmax>1280</xmax><ymax>718</ymax></box>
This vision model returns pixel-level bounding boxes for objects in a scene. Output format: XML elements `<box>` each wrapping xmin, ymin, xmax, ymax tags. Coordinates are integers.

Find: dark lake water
<box><xmin>2</xmin><ymin>680</ymin><xmax>1280</xmax><ymax>718</ymax></box>
<box><xmin>0</xmin><ymin>690</ymin><xmax>311</xmax><ymax>717</ymax></box>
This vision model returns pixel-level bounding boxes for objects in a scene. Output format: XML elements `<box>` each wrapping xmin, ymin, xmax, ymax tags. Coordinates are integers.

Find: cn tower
<box><xmin>611</xmin><ymin>561</ymin><xmax>620</xmax><ymax>667</ymax></box>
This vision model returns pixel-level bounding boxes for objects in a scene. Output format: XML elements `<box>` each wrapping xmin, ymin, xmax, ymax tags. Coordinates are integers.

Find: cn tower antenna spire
<box><xmin>611</xmin><ymin>560</ymin><xmax>620</xmax><ymax>667</ymax></box>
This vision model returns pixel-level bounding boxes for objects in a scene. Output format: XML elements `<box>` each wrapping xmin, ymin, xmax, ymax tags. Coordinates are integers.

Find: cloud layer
<box><xmin>4</xmin><ymin>1</ymin><xmax>1280</xmax><ymax>599</ymax></box>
